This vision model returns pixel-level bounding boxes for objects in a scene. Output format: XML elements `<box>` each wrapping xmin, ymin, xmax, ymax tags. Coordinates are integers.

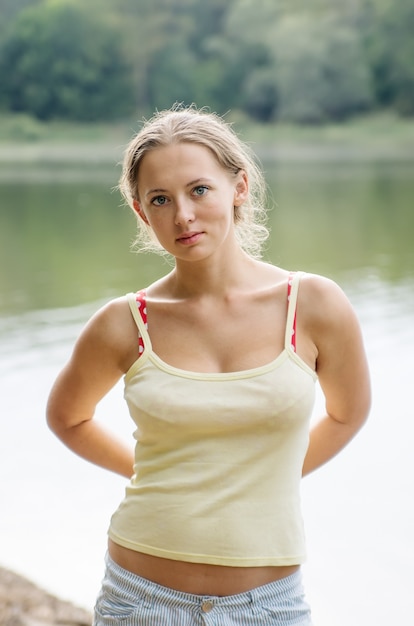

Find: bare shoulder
<box><xmin>72</xmin><ymin>295</ymin><xmax>139</xmax><ymax>372</ymax></box>
<box><xmin>299</xmin><ymin>271</ymin><xmax>348</xmax><ymax>300</ymax></box>
<box><xmin>85</xmin><ymin>296</ymin><xmax>135</xmax><ymax>337</ymax></box>
<box><xmin>297</xmin><ymin>272</ymin><xmax>366</xmax><ymax>360</ymax></box>
<box><xmin>298</xmin><ymin>273</ymin><xmax>369</xmax><ymax>379</ymax></box>
<box><xmin>298</xmin><ymin>272</ymin><xmax>357</xmax><ymax>328</ymax></box>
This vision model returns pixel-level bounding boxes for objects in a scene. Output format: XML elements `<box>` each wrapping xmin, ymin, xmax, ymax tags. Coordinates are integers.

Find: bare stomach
<box><xmin>108</xmin><ymin>539</ymin><xmax>300</xmax><ymax>596</ymax></box>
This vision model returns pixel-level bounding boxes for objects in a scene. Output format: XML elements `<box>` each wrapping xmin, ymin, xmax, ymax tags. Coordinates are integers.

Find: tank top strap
<box><xmin>126</xmin><ymin>290</ymin><xmax>149</xmax><ymax>356</ymax></box>
<box><xmin>285</xmin><ymin>272</ymin><xmax>303</xmax><ymax>353</ymax></box>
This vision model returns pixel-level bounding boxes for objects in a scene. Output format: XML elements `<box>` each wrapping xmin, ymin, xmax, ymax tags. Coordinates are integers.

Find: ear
<box><xmin>132</xmin><ymin>199</ymin><xmax>150</xmax><ymax>225</ymax></box>
<box><xmin>234</xmin><ymin>171</ymin><xmax>249</xmax><ymax>207</ymax></box>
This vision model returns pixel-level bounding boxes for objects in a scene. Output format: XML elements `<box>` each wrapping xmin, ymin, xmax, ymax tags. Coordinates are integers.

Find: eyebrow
<box><xmin>145</xmin><ymin>188</ymin><xmax>167</xmax><ymax>198</ymax></box>
<box><xmin>145</xmin><ymin>178</ymin><xmax>213</xmax><ymax>198</ymax></box>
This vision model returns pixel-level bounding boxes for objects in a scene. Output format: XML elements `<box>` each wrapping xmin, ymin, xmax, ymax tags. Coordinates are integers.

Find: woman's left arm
<box><xmin>301</xmin><ymin>276</ymin><xmax>371</xmax><ymax>477</ymax></box>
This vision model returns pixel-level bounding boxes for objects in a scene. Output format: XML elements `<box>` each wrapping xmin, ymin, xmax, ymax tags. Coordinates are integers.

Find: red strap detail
<box><xmin>135</xmin><ymin>290</ymin><xmax>147</xmax><ymax>355</ymax></box>
<box><xmin>287</xmin><ymin>273</ymin><xmax>297</xmax><ymax>353</ymax></box>
<box><xmin>136</xmin><ymin>282</ymin><xmax>297</xmax><ymax>355</ymax></box>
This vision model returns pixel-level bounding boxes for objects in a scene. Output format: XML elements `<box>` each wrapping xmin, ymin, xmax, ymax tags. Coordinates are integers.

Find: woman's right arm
<box><xmin>46</xmin><ymin>298</ymin><xmax>136</xmax><ymax>478</ymax></box>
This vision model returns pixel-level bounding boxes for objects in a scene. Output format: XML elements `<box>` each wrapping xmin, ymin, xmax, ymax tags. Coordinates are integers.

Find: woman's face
<box><xmin>133</xmin><ymin>142</ymin><xmax>248</xmax><ymax>262</ymax></box>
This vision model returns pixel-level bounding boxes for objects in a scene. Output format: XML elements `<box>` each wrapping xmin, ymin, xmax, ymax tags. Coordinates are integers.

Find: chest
<box><xmin>125</xmin><ymin>355</ymin><xmax>316</xmax><ymax>440</ymax></box>
<box><xmin>146</xmin><ymin>295</ymin><xmax>288</xmax><ymax>374</ymax></box>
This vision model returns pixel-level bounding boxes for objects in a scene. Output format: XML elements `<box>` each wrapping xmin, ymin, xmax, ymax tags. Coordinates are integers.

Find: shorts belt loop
<box><xmin>248</xmin><ymin>589</ymin><xmax>261</xmax><ymax>615</ymax></box>
<box><xmin>140</xmin><ymin>579</ymin><xmax>153</xmax><ymax>609</ymax></box>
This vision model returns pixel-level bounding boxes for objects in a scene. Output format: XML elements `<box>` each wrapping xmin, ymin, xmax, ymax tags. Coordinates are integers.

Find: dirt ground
<box><xmin>0</xmin><ymin>566</ymin><xmax>92</xmax><ymax>626</ymax></box>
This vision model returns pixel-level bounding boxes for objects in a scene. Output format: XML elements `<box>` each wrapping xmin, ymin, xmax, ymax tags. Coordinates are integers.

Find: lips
<box><xmin>176</xmin><ymin>231</ymin><xmax>203</xmax><ymax>245</ymax></box>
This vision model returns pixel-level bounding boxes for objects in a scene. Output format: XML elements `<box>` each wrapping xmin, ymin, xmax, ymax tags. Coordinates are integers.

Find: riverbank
<box><xmin>0</xmin><ymin>566</ymin><xmax>92</xmax><ymax>626</ymax></box>
<box><xmin>1</xmin><ymin>111</ymin><xmax>414</xmax><ymax>164</ymax></box>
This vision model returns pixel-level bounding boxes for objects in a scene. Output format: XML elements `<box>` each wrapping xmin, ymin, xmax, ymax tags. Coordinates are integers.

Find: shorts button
<box><xmin>201</xmin><ymin>600</ymin><xmax>214</xmax><ymax>613</ymax></box>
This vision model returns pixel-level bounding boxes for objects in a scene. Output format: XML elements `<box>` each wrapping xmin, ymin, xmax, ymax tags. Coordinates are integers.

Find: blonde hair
<box><xmin>119</xmin><ymin>104</ymin><xmax>269</xmax><ymax>258</ymax></box>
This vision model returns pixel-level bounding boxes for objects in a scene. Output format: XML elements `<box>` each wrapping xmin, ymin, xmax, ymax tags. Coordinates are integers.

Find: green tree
<box><xmin>111</xmin><ymin>0</ymin><xmax>236</xmax><ymax>114</ymax></box>
<box><xmin>0</xmin><ymin>0</ymin><xmax>42</xmax><ymax>41</ymax></box>
<box><xmin>221</xmin><ymin>0</ymin><xmax>378</xmax><ymax>122</ymax></box>
<box><xmin>147</xmin><ymin>39</ymin><xmax>198</xmax><ymax>110</ymax></box>
<box><xmin>86</xmin><ymin>0</ymin><xmax>203</xmax><ymax>113</ymax></box>
<box><xmin>202</xmin><ymin>0</ymin><xmax>280</xmax><ymax>118</ymax></box>
<box><xmin>272</xmin><ymin>14</ymin><xmax>374</xmax><ymax>123</ymax></box>
<box><xmin>243</xmin><ymin>67</ymin><xmax>279</xmax><ymax>122</ymax></box>
<box><xmin>2</xmin><ymin>0</ymin><xmax>413</xmax><ymax>123</ymax></box>
<box><xmin>364</xmin><ymin>0</ymin><xmax>414</xmax><ymax>116</ymax></box>
<box><xmin>126</xmin><ymin>0</ymin><xmax>234</xmax><ymax>113</ymax></box>
<box><xmin>0</xmin><ymin>1</ymin><xmax>135</xmax><ymax>121</ymax></box>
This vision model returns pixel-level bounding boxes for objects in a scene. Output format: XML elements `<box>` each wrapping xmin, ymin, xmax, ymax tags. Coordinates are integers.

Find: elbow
<box><xmin>46</xmin><ymin>395</ymin><xmax>56</xmax><ymax>432</ymax></box>
<box><xmin>46</xmin><ymin>400</ymin><xmax>66</xmax><ymax>438</ymax></box>
<box><xmin>46</xmin><ymin>393</ymin><xmax>74</xmax><ymax>440</ymax></box>
<box><xmin>359</xmin><ymin>381</ymin><xmax>372</xmax><ymax>429</ymax></box>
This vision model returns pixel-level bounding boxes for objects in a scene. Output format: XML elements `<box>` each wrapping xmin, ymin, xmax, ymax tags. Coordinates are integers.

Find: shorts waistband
<box><xmin>104</xmin><ymin>552</ymin><xmax>304</xmax><ymax>614</ymax></box>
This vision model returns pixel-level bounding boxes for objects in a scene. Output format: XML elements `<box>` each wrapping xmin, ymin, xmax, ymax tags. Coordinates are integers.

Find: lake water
<box><xmin>0</xmin><ymin>157</ymin><xmax>413</xmax><ymax>625</ymax></box>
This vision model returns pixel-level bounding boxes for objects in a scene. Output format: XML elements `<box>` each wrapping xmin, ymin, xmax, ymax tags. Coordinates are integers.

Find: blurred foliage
<box><xmin>363</xmin><ymin>0</ymin><xmax>414</xmax><ymax>115</ymax></box>
<box><xmin>0</xmin><ymin>0</ymin><xmax>413</xmax><ymax>123</ymax></box>
<box><xmin>0</xmin><ymin>0</ymin><xmax>135</xmax><ymax>121</ymax></box>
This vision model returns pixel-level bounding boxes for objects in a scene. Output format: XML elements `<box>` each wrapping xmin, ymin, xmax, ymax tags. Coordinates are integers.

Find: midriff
<box><xmin>108</xmin><ymin>539</ymin><xmax>300</xmax><ymax>595</ymax></box>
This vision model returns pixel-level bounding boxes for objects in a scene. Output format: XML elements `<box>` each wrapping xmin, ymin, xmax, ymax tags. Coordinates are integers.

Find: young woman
<box><xmin>47</xmin><ymin>105</ymin><xmax>371</xmax><ymax>625</ymax></box>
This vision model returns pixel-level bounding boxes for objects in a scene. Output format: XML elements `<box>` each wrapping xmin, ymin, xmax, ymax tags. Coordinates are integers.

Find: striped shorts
<box><xmin>93</xmin><ymin>554</ymin><xmax>313</xmax><ymax>625</ymax></box>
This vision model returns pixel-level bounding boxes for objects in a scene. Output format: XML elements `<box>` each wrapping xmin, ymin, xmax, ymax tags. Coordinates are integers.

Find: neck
<box><xmin>169</xmin><ymin>247</ymin><xmax>257</xmax><ymax>298</ymax></box>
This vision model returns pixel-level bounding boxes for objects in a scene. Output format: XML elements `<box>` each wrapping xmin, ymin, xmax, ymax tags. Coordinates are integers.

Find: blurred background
<box><xmin>0</xmin><ymin>1</ymin><xmax>413</xmax><ymax>625</ymax></box>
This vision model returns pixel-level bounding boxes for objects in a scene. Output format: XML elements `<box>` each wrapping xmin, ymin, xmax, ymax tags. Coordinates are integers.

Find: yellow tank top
<box><xmin>108</xmin><ymin>272</ymin><xmax>317</xmax><ymax>566</ymax></box>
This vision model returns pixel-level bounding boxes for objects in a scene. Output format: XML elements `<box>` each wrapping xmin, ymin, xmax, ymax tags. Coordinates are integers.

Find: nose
<box><xmin>174</xmin><ymin>197</ymin><xmax>195</xmax><ymax>225</ymax></box>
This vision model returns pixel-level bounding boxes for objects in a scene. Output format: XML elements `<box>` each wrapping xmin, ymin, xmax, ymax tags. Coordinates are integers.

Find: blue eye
<box><xmin>193</xmin><ymin>185</ymin><xmax>208</xmax><ymax>196</ymax></box>
<box><xmin>152</xmin><ymin>195</ymin><xmax>168</xmax><ymax>206</ymax></box>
